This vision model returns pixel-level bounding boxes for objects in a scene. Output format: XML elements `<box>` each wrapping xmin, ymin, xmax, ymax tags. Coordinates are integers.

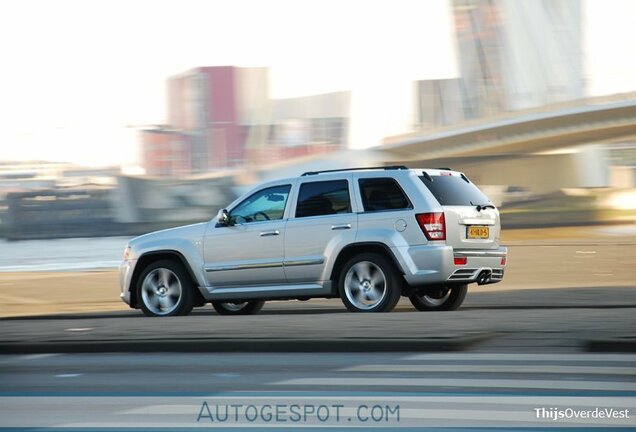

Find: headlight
<box><xmin>123</xmin><ymin>246</ymin><xmax>132</xmax><ymax>260</ymax></box>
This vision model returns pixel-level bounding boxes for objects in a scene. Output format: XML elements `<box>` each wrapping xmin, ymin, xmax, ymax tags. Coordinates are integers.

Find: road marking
<box><xmin>22</xmin><ymin>354</ymin><xmax>60</xmax><ymax>361</ymax></box>
<box><xmin>273</xmin><ymin>377</ymin><xmax>636</xmax><ymax>391</ymax></box>
<box><xmin>121</xmin><ymin>404</ymin><xmax>198</xmax><ymax>415</ymax></box>
<box><xmin>55</xmin><ymin>374</ymin><xmax>82</xmax><ymax>378</ymax></box>
<box><xmin>213</xmin><ymin>373</ymin><xmax>240</xmax><ymax>378</ymax></box>
<box><xmin>401</xmin><ymin>353</ymin><xmax>636</xmax><ymax>362</ymax></box>
<box><xmin>340</xmin><ymin>364</ymin><xmax>636</xmax><ymax>375</ymax></box>
<box><xmin>65</xmin><ymin>327</ymin><xmax>94</xmax><ymax>332</ymax></box>
<box><xmin>0</xmin><ymin>354</ymin><xmax>60</xmax><ymax>364</ymax></box>
<box><xmin>576</xmin><ymin>250</ymin><xmax>597</xmax><ymax>254</ymax></box>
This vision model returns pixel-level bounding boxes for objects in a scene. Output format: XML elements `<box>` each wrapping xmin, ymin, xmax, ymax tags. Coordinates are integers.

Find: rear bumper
<box><xmin>392</xmin><ymin>245</ymin><xmax>507</xmax><ymax>286</ymax></box>
<box><xmin>449</xmin><ymin>248</ymin><xmax>507</xmax><ymax>284</ymax></box>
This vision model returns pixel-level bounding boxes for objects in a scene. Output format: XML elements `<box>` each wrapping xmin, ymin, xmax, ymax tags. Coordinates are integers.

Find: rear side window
<box><xmin>359</xmin><ymin>178</ymin><xmax>412</xmax><ymax>212</ymax></box>
<box><xmin>296</xmin><ymin>180</ymin><xmax>351</xmax><ymax>218</ymax></box>
<box><xmin>420</xmin><ymin>174</ymin><xmax>490</xmax><ymax>206</ymax></box>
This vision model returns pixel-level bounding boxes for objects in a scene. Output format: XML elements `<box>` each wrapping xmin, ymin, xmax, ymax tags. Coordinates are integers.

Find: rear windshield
<box><xmin>419</xmin><ymin>174</ymin><xmax>490</xmax><ymax>206</ymax></box>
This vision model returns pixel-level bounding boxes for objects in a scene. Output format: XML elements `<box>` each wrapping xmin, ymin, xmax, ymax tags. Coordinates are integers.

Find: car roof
<box><xmin>299</xmin><ymin>166</ymin><xmax>462</xmax><ymax>178</ymax></box>
<box><xmin>255</xmin><ymin>167</ymin><xmax>463</xmax><ymax>189</ymax></box>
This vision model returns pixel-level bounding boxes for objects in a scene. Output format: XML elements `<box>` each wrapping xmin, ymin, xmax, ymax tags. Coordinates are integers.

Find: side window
<box><xmin>359</xmin><ymin>178</ymin><xmax>412</xmax><ymax>212</ymax></box>
<box><xmin>230</xmin><ymin>184</ymin><xmax>291</xmax><ymax>224</ymax></box>
<box><xmin>296</xmin><ymin>180</ymin><xmax>351</xmax><ymax>218</ymax></box>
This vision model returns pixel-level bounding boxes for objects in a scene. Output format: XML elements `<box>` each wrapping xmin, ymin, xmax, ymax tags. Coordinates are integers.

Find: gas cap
<box><xmin>395</xmin><ymin>219</ymin><xmax>407</xmax><ymax>232</ymax></box>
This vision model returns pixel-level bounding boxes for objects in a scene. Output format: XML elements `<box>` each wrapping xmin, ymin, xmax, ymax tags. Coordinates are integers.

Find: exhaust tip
<box><xmin>477</xmin><ymin>270</ymin><xmax>492</xmax><ymax>285</ymax></box>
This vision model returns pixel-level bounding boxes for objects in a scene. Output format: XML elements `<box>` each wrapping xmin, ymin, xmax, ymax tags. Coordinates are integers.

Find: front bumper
<box><xmin>393</xmin><ymin>245</ymin><xmax>507</xmax><ymax>286</ymax></box>
<box><xmin>119</xmin><ymin>259</ymin><xmax>138</xmax><ymax>306</ymax></box>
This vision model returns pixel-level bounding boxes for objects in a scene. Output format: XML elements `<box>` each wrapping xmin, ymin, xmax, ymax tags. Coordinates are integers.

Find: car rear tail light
<box><xmin>416</xmin><ymin>212</ymin><xmax>446</xmax><ymax>241</ymax></box>
<box><xmin>501</xmin><ymin>257</ymin><xmax>507</xmax><ymax>266</ymax></box>
<box><xmin>454</xmin><ymin>256</ymin><xmax>467</xmax><ymax>266</ymax></box>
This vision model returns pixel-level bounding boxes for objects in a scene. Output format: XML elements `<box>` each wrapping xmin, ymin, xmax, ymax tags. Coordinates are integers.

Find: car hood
<box><xmin>129</xmin><ymin>222</ymin><xmax>208</xmax><ymax>251</ymax></box>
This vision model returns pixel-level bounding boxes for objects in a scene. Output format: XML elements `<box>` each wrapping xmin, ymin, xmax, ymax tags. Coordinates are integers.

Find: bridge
<box><xmin>380</xmin><ymin>93</ymin><xmax>636</xmax><ymax>162</ymax></box>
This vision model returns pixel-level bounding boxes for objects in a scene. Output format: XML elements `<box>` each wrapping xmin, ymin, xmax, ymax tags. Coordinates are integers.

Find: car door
<box><xmin>284</xmin><ymin>176</ymin><xmax>357</xmax><ymax>283</ymax></box>
<box><xmin>203</xmin><ymin>183</ymin><xmax>292</xmax><ymax>287</ymax></box>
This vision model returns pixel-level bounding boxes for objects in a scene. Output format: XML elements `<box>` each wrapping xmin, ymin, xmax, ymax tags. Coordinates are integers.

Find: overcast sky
<box><xmin>0</xmin><ymin>0</ymin><xmax>634</xmax><ymax>168</ymax></box>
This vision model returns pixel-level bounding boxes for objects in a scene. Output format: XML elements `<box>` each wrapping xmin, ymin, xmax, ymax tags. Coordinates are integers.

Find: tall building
<box><xmin>415</xmin><ymin>0</ymin><xmax>584</xmax><ymax>128</ymax></box>
<box><xmin>497</xmin><ymin>0</ymin><xmax>583</xmax><ymax>110</ymax></box>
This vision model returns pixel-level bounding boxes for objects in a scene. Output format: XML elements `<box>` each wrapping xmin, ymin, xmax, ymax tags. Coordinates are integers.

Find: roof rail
<box><xmin>301</xmin><ymin>165</ymin><xmax>409</xmax><ymax>177</ymax></box>
<box><xmin>436</xmin><ymin>167</ymin><xmax>453</xmax><ymax>171</ymax></box>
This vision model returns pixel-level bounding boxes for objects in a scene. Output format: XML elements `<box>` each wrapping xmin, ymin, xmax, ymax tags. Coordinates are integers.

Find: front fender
<box><xmin>128</xmin><ymin>223</ymin><xmax>208</xmax><ymax>287</ymax></box>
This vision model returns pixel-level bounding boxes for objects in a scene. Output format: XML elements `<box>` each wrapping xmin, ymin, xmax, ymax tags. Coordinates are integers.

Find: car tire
<box><xmin>409</xmin><ymin>284</ymin><xmax>467</xmax><ymax>311</ymax></box>
<box><xmin>137</xmin><ymin>260</ymin><xmax>195</xmax><ymax>317</ymax></box>
<box><xmin>212</xmin><ymin>301</ymin><xmax>265</xmax><ymax>315</ymax></box>
<box><xmin>338</xmin><ymin>253</ymin><xmax>402</xmax><ymax>313</ymax></box>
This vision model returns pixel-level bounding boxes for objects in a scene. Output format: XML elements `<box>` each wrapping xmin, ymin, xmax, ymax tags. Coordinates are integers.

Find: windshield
<box><xmin>420</xmin><ymin>175</ymin><xmax>491</xmax><ymax>206</ymax></box>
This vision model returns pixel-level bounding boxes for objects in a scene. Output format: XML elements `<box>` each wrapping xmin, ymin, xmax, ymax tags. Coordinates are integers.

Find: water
<box><xmin>0</xmin><ymin>236</ymin><xmax>132</xmax><ymax>272</ymax></box>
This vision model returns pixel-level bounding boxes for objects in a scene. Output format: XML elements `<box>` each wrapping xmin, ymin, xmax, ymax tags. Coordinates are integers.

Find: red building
<box><xmin>167</xmin><ymin>66</ymin><xmax>243</xmax><ymax>170</ymax></box>
<box><xmin>140</xmin><ymin>128</ymin><xmax>191</xmax><ymax>177</ymax></box>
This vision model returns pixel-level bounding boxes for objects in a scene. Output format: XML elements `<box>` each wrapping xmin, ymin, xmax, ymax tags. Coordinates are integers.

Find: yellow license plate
<box><xmin>467</xmin><ymin>226</ymin><xmax>489</xmax><ymax>239</ymax></box>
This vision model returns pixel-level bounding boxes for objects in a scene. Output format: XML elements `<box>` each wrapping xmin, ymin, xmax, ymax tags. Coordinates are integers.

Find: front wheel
<box><xmin>212</xmin><ymin>301</ymin><xmax>265</xmax><ymax>315</ymax></box>
<box><xmin>137</xmin><ymin>260</ymin><xmax>194</xmax><ymax>317</ymax></box>
<box><xmin>409</xmin><ymin>285</ymin><xmax>467</xmax><ymax>311</ymax></box>
<box><xmin>339</xmin><ymin>253</ymin><xmax>402</xmax><ymax>312</ymax></box>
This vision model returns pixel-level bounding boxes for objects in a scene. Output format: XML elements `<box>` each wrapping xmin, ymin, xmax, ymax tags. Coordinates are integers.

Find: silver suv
<box><xmin>120</xmin><ymin>166</ymin><xmax>507</xmax><ymax>316</ymax></box>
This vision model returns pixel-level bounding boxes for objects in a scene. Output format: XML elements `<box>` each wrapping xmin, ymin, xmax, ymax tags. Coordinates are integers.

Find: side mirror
<box><xmin>216</xmin><ymin>208</ymin><xmax>231</xmax><ymax>227</ymax></box>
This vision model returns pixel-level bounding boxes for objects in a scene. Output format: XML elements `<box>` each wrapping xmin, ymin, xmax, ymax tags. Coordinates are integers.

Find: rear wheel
<box><xmin>212</xmin><ymin>301</ymin><xmax>265</xmax><ymax>315</ymax></box>
<box><xmin>409</xmin><ymin>284</ymin><xmax>467</xmax><ymax>311</ymax></box>
<box><xmin>339</xmin><ymin>253</ymin><xmax>402</xmax><ymax>312</ymax></box>
<box><xmin>137</xmin><ymin>260</ymin><xmax>194</xmax><ymax>317</ymax></box>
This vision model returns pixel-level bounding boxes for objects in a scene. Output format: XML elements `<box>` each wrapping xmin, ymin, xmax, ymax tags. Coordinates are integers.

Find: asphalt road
<box><xmin>1</xmin><ymin>352</ymin><xmax>635</xmax><ymax>428</ymax></box>
<box><xmin>2</xmin><ymin>286</ymin><xmax>636</xmax><ymax>354</ymax></box>
<box><xmin>2</xmin><ymin>352</ymin><xmax>635</xmax><ymax>394</ymax></box>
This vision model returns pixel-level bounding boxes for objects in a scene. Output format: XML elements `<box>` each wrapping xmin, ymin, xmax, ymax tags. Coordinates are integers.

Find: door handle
<box><xmin>259</xmin><ymin>230</ymin><xmax>280</xmax><ymax>237</ymax></box>
<box><xmin>331</xmin><ymin>224</ymin><xmax>352</xmax><ymax>230</ymax></box>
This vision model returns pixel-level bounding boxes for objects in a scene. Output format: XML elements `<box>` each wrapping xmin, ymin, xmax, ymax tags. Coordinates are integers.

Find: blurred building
<box><xmin>141</xmin><ymin>67</ymin><xmax>350</xmax><ymax>177</ymax></box>
<box><xmin>4</xmin><ymin>188</ymin><xmax>117</xmax><ymax>240</ymax></box>
<box><xmin>244</xmin><ymin>91</ymin><xmax>350</xmax><ymax>165</ymax></box>
<box><xmin>0</xmin><ymin>162</ymin><xmax>121</xmax><ymax>240</ymax></box>
<box><xmin>111</xmin><ymin>174</ymin><xmax>236</xmax><ymax>225</ymax></box>
<box><xmin>140</xmin><ymin>127</ymin><xmax>192</xmax><ymax>177</ymax></box>
<box><xmin>415</xmin><ymin>0</ymin><xmax>583</xmax><ymax>128</ymax></box>
<box><xmin>167</xmin><ymin>66</ymin><xmax>244</xmax><ymax>170</ymax></box>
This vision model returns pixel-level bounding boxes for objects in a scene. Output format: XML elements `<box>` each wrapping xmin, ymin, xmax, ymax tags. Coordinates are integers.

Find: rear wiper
<box><xmin>471</xmin><ymin>201</ymin><xmax>496</xmax><ymax>211</ymax></box>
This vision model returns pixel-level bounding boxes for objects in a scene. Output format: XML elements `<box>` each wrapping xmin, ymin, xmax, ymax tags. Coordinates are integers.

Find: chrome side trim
<box><xmin>284</xmin><ymin>258</ymin><xmax>325</xmax><ymax>267</ymax></box>
<box><xmin>205</xmin><ymin>260</ymin><xmax>283</xmax><ymax>272</ymax></box>
<box><xmin>208</xmin><ymin>283</ymin><xmax>323</xmax><ymax>295</ymax></box>
<box><xmin>201</xmin><ymin>282</ymin><xmax>333</xmax><ymax>301</ymax></box>
<box><xmin>204</xmin><ymin>257</ymin><xmax>324</xmax><ymax>272</ymax></box>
